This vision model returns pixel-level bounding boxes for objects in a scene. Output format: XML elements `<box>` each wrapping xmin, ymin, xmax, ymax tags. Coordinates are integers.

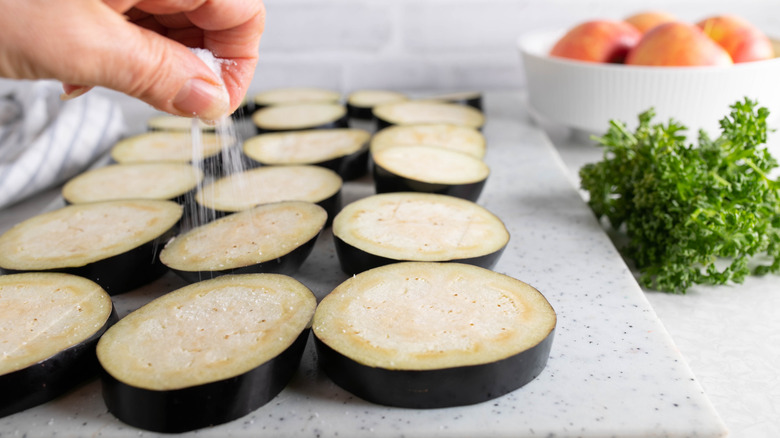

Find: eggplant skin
<box><xmin>314</xmin><ymin>328</ymin><xmax>554</xmax><ymax>409</ymax></box>
<box><xmin>101</xmin><ymin>329</ymin><xmax>310</xmax><ymax>433</ymax></box>
<box><xmin>0</xmin><ymin>224</ymin><xmax>179</xmax><ymax>296</ymax></box>
<box><xmin>333</xmin><ymin>235</ymin><xmax>506</xmax><ymax>275</ymax></box>
<box><xmin>346</xmin><ymin>104</ymin><xmax>375</xmax><ymax>121</ymax></box>
<box><xmin>0</xmin><ymin>308</ymin><xmax>118</xmax><ymax>419</ymax></box>
<box><xmin>372</xmin><ymin>163</ymin><xmax>486</xmax><ymax>202</ymax></box>
<box><xmin>168</xmin><ymin>230</ymin><xmax>321</xmax><ymax>284</ymax></box>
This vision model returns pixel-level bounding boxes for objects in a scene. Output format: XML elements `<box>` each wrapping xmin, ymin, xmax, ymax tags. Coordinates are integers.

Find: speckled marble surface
<box><xmin>0</xmin><ymin>92</ymin><xmax>727</xmax><ymax>437</ymax></box>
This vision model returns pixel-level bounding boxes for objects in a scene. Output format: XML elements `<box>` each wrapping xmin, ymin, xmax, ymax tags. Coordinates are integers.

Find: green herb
<box><xmin>580</xmin><ymin>98</ymin><xmax>780</xmax><ymax>293</ymax></box>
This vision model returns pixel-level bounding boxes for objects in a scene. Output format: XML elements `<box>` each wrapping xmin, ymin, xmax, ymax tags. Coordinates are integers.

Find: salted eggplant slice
<box><xmin>97</xmin><ymin>274</ymin><xmax>316</xmax><ymax>433</ymax></box>
<box><xmin>252</xmin><ymin>87</ymin><xmax>341</xmax><ymax>109</ymax></box>
<box><xmin>194</xmin><ymin>165</ymin><xmax>342</xmax><ymax>220</ymax></box>
<box><xmin>160</xmin><ymin>201</ymin><xmax>327</xmax><ymax>283</ymax></box>
<box><xmin>0</xmin><ymin>200</ymin><xmax>182</xmax><ymax>295</ymax></box>
<box><xmin>110</xmin><ymin>131</ymin><xmax>237</xmax><ymax>175</ymax></box>
<box><xmin>252</xmin><ymin>103</ymin><xmax>348</xmax><ymax>133</ymax></box>
<box><xmin>313</xmin><ymin>262</ymin><xmax>556</xmax><ymax>408</ymax></box>
<box><xmin>147</xmin><ymin>115</ymin><xmax>215</xmax><ymax>132</ymax></box>
<box><xmin>422</xmin><ymin>91</ymin><xmax>483</xmax><ymax>111</ymax></box>
<box><xmin>243</xmin><ymin>129</ymin><xmax>371</xmax><ymax>180</ymax></box>
<box><xmin>372</xmin><ymin>145</ymin><xmax>490</xmax><ymax>201</ymax></box>
<box><xmin>332</xmin><ymin>192</ymin><xmax>509</xmax><ymax>274</ymax></box>
<box><xmin>346</xmin><ymin>90</ymin><xmax>408</xmax><ymax>120</ymax></box>
<box><xmin>370</xmin><ymin>123</ymin><xmax>487</xmax><ymax>159</ymax></box>
<box><xmin>372</xmin><ymin>101</ymin><xmax>485</xmax><ymax>131</ymax></box>
<box><xmin>0</xmin><ymin>273</ymin><xmax>117</xmax><ymax>418</ymax></box>
<box><xmin>62</xmin><ymin>162</ymin><xmax>203</xmax><ymax>205</ymax></box>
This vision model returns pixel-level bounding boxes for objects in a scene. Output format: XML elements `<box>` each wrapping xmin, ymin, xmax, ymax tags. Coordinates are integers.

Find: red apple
<box><xmin>550</xmin><ymin>20</ymin><xmax>642</xmax><ymax>63</ymax></box>
<box><xmin>624</xmin><ymin>11</ymin><xmax>677</xmax><ymax>34</ymax></box>
<box><xmin>697</xmin><ymin>15</ymin><xmax>775</xmax><ymax>63</ymax></box>
<box><xmin>625</xmin><ymin>22</ymin><xmax>733</xmax><ymax>66</ymax></box>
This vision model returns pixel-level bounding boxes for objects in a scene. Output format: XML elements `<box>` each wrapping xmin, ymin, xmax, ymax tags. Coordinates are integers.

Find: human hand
<box><xmin>0</xmin><ymin>0</ymin><xmax>265</xmax><ymax>120</ymax></box>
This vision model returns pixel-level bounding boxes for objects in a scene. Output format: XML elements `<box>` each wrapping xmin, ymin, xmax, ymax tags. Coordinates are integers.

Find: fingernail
<box><xmin>60</xmin><ymin>85</ymin><xmax>92</xmax><ymax>101</ymax></box>
<box><xmin>173</xmin><ymin>78</ymin><xmax>229</xmax><ymax>121</ymax></box>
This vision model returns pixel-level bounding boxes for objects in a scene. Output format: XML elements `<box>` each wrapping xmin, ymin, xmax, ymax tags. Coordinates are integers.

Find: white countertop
<box><xmin>542</xmin><ymin>110</ymin><xmax>780</xmax><ymax>438</ymax></box>
<box><xmin>2</xmin><ymin>90</ymin><xmax>769</xmax><ymax>437</ymax></box>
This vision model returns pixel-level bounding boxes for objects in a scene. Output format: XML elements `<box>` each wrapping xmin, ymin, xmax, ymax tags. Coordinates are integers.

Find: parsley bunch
<box><xmin>580</xmin><ymin>98</ymin><xmax>780</xmax><ymax>293</ymax></box>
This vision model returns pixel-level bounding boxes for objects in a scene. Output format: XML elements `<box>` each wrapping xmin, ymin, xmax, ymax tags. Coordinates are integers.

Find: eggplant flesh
<box><xmin>102</xmin><ymin>330</ymin><xmax>309</xmax><ymax>433</ymax></box>
<box><xmin>168</xmin><ymin>230</ymin><xmax>320</xmax><ymax>283</ymax></box>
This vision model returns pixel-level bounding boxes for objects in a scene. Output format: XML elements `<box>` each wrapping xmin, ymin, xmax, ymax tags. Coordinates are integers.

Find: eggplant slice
<box><xmin>194</xmin><ymin>165</ymin><xmax>343</xmax><ymax>220</ymax></box>
<box><xmin>0</xmin><ymin>200</ymin><xmax>183</xmax><ymax>295</ymax></box>
<box><xmin>160</xmin><ymin>201</ymin><xmax>327</xmax><ymax>283</ymax></box>
<box><xmin>110</xmin><ymin>131</ymin><xmax>237</xmax><ymax>175</ymax></box>
<box><xmin>0</xmin><ymin>273</ymin><xmax>117</xmax><ymax>418</ymax></box>
<box><xmin>313</xmin><ymin>262</ymin><xmax>556</xmax><ymax>408</ymax></box>
<box><xmin>97</xmin><ymin>274</ymin><xmax>316</xmax><ymax>433</ymax></box>
<box><xmin>332</xmin><ymin>192</ymin><xmax>509</xmax><ymax>274</ymax></box>
<box><xmin>252</xmin><ymin>103</ymin><xmax>348</xmax><ymax>133</ymax></box>
<box><xmin>346</xmin><ymin>89</ymin><xmax>408</xmax><ymax>120</ymax></box>
<box><xmin>370</xmin><ymin>123</ymin><xmax>487</xmax><ymax>159</ymax></box>
<box><xmin>372</xmin><ymin>145</ymin><xmax>490</xmax><ymax>201</ymax></box>
<box><xmin>62</xmin><ymin>162</ymin><xmax>203</xmax><ymax>205</ymax></box>
<box><xmin>422</xmin><ymin>91</ymin><xmax>483</xmax><ymax>111</ymax></box>
<box><xmin>372</xmin><ymin>101</ymin><xmax>485</xmax><ymax>131</ymax></box>
<box><xmin>147</xmin><ymin>115</ymin><xmax>216</xmax><ymax>132</ymax></box>
<box><xmin>252</xmin><ymin>87</ymin><xmax>341</xmax><ymax>109</ymax></box>
<box><xmin>243</xmin><ymin>129</ymin><xmax>371</xmax><ymax>180</ymax></box>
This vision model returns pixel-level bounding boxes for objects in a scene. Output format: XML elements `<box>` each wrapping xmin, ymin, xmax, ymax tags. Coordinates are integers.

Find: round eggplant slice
<box><xmin>370</xmin><ymin>123</ymin><xmax>486</xmax><ymax>159</ymax></box>
<box><xmin>372</xmin><ymin>101</ymin><xmax>485</xmax><ymax>131</ymax></box>
<box><xmin>0</xmin><ymin>273</ymin><xmax>117</xmax><ymax>418</ymax></box>
<box><xmin>110</xmin><ymin>131</ymin><xmax>237</xmax><ymax>175</ymax></box>
<box><xmin>346</xmin><ymin>89</ymin><xmax>408</xmax><ymax>120</ymax></box>
<box><xmin>252</xmin><ymin>87</ymin><xmax>341</xmax><ymax>108</ymax></box>
<box><xmin>422</xmin><ymin>91</ymin><xmax>483</xmax><ymax>111</ymax></box>
<box><xmin>251</xmin><ymin>103</ymin><xmax>348</xmax><ymax>133</ymax></box>
<box><xmin>146</xmin><ymin>115</ymin><xmax>215</xmax><ymax>132</ymax></box>
<box><xmin>62</xmin><ymin>162</ymin><xmax>204</xmax><ymax>205</ymax></box>
<box><xmin>0</xmin><ymin>200</ymin><xmax>183</xmax><ymax>295</ymax></box>
<box><xmin>313</xmin><ymin>262</ymin><xmax>556</xmax><ymax>408</ymax></box>
<box><xmin>372</xmin><ymin>145</ymin><xmax>490</xmax><ymax>201</ymax></box>
<box><xmin>243</xmin><ymin>129</ymin><xmax>371</xmax><ymax>180</ymax></box>
<box><xmin>332</xmin><ymin>192</ymin><xmax>509</xmax><ymax>274</ymax></box>
<box><xmin>97</xmin><ymin>273</ymin><xmax>316</xmax><ymax>433</ymax></box>
<box><xmin>194</xmin><ymin>165</ymin><xmax>343</xmax><ymax>220</ymax></box>
<box><xmin>160</xmin><ymin>201</ymin><xmax>327</xmax><ymax>283</ymax></box>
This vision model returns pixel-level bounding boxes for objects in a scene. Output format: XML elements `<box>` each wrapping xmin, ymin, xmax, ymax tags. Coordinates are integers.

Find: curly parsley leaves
<box><xmin>580</xmin><ymin>98</ymin><xmax>780</xmax><ymax>293</ymax></box>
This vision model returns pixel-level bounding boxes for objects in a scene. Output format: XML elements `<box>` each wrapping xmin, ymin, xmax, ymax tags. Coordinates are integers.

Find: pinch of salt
<box><xmin>190</xmin><ymin>48</ymin><xmax>225</xmax><ymax>86</ymax></box>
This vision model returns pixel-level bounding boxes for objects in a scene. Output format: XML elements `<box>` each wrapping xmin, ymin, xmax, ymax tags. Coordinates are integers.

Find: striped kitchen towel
<box><xmin>0</xmin><ymin>80</ymin><xmax>126</xmax><ymax>209</ymax></box>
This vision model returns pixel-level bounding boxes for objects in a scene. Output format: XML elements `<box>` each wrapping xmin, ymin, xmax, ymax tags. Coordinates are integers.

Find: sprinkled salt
<box><xmin>190</xmin><ymin>48</ymin><xmax>225</xmax><ymax>85</ymax></box>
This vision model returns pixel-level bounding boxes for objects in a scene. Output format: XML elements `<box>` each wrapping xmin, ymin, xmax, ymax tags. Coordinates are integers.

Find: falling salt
<box><xmin>185</xmin><ymin>48</ymin><xmax>250</xmax><ymax>230</ymax></box>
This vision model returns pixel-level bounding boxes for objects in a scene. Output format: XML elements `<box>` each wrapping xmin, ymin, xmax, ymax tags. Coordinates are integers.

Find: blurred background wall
<box><xmin>248</xmin><ymin>0</ymin><xmax>780</xmax><ymax>93</ymax></box>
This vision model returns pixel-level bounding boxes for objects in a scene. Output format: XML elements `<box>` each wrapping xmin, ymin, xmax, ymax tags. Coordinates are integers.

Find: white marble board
<box><xmin>0</xmin><ymin>92</ymin><xmax>727</xmax><ymax>437</ymax></box>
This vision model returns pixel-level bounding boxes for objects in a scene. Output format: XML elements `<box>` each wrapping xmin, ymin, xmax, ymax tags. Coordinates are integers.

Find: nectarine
<box><xmin>624</xmin><ymin>11</ymin><xmax>677</xmax><ymax>34</ymax></box>
<box><xmin>550</xmin><ymin>20</ymin><xmax>642</xmax><ymax>63</ymax></box>
<box><xmin>697</xmin><ymin>15</ymin><xmax>775</xmax><ymax>63</ymax></box>
<box><xmin>625</xmin><ymin>22</ymin><xmax>733</xmax><ymax>66</ymax></box>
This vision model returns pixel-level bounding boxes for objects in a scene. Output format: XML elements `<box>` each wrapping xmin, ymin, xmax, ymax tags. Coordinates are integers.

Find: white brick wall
<box><xmin>249</xmin><ymin>0</ymin><xmax>780</xmax><ymax>94</ymax></box>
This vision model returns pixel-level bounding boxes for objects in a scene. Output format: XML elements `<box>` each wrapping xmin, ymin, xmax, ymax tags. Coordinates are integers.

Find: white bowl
<box><xmin>518</xmin><ymin>30</ymin><xmax>780</xmax><ymax>137</ymax></box>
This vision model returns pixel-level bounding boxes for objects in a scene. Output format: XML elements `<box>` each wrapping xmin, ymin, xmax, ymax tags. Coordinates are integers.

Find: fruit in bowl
<box><xmin>549</xmin><ymin>12</ymin><xmax>774</xmax><ymax>66</ymax></box>
<box><xmin>549</xmin><ymin>20</ymin><xmax>641</xmax><ymax>63</ymax></box>
<box><xmin>625</xmin><ymin>22</ymin><xmax>733</xmax><ymax>66</ymax></box>
<box><xmin>697</xmin><ymin>14</ymin><xmax>775</xmax><ymax>63</ymax></box>
<box><xmin>624</xmin><ymin>10</ymin><xmax>677</xmax><ymax>34</ymax></box>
